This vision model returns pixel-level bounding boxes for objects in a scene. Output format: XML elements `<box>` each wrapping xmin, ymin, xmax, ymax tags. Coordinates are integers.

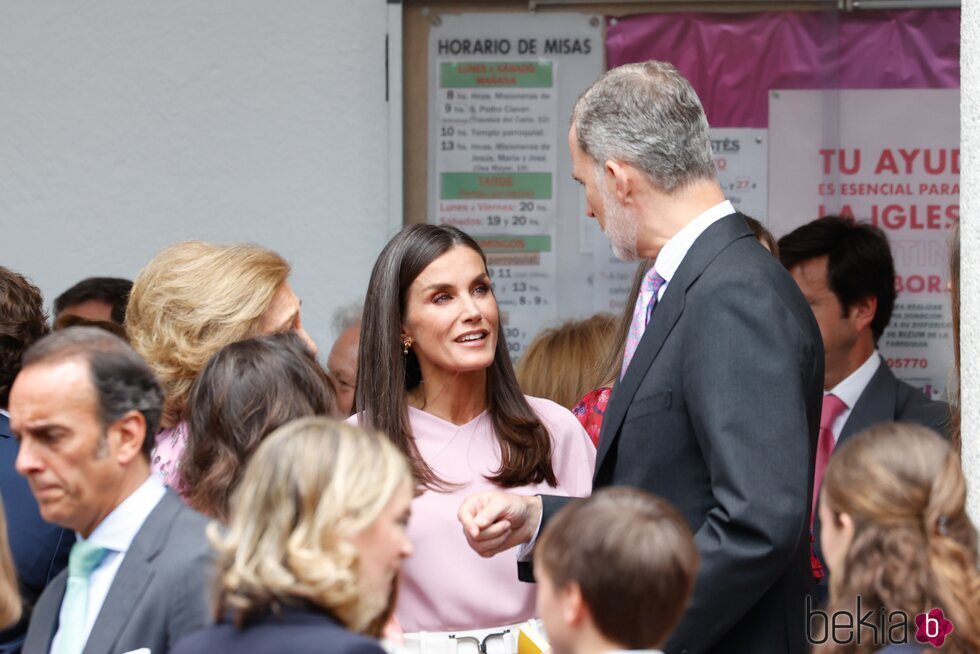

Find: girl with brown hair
<box><xmin>181</xmin><ymin>332</ymin><xmax>336</xmax><ymax>522</ymax></box>
<box><xmin>818</xmin><ymin>422</ymin><xmax>980</xmax><ymax>654</ymax></box>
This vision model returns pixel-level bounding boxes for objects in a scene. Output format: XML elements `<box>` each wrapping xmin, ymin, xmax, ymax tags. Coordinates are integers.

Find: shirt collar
<box><xmin>82</xmin><ymin>474</ymin><xmax>167</xmax><ymax>554</ymax></box>
<box><xmin>825</xmin><ymin>351</ymin><xmax>880</xmax><ymax>409</ymax></box>
<box><xmin>653</xmin><ymin>200</ymin><xmax>735</xmax><ymax>281</ymax></box>
<box><xmin>0</xmin><ymin>409</ymin><xmax>8</xmax><ymax>418</ymax></box>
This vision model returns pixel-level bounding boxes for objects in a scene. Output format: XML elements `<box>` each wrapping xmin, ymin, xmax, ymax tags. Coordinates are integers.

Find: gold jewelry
<box><xmin>402</xmin><ymin>337</ymin><xmax>414</xmax><ymax>355</ymax></box>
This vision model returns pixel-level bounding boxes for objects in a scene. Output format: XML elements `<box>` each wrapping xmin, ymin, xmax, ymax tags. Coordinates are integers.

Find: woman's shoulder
<box><xmin>172</xmin><ymin>609</ymin><xmax>385</xmax><ymax>654</ymax></box>
<box><xmin>523</xmin><ymin>395</ymin><xmax>581</xmax><ymax>430</ymax></box>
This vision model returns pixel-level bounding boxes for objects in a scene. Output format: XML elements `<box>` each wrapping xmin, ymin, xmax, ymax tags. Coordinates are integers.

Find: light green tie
<box><xmin>55</xmin><ymin>540</ymin><xmax>109</xmax><ymax>654</ymax></box>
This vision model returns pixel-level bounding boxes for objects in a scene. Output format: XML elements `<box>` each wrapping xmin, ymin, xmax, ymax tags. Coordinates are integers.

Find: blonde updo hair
<box><xmin>210</xmin><ymin>417</ymin><xmax>411</xmax><ymax>632</ymax></box>
<box><xmin>126</xmin><ymin>241</ymin><xmax>290</xmax><ymax>427</ymax></box>
<box><xmin>820</xmin><ymin>423</ymin><xmax>980</xmax><ymax>654</ymax></box>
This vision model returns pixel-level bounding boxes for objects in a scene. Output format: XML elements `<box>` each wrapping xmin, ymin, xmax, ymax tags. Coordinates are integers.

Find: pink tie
<box><xmin>621</xmin><ymin>267</ymin><xmax>668</xmax><ymax>380</ymax></box>
<box><xmin>812</xmin><ymin>393</ymin><xmax>848</xmax><ymax>526</ymax></box>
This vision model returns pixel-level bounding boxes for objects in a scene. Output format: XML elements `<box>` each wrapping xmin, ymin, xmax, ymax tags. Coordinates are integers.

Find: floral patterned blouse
<box><xmin>151</xmin><ymin>420</ymin><xmax>189</xmax><ymax>497</ymax></box>
<box><xmin>571</xmin><ymin>387</ymin><xmax>611</xmax><ymax>448</ymax></box>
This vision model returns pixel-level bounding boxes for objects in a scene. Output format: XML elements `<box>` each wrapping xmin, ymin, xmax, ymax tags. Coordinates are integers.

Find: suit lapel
<box><xmin>595</xmin><ymin>288</ymin><xmax>685</xmax><ymax>471</ymax></box>
<box><xmin>36</xmin><ymin>573</ymin><xmax>68</xmax><ymax>652</ymax></box>
<box><xmin>838</xmin><ymin>356</ymin><xmax>895</xmax><ymax>445</ymax></box>
<box><xmin>595</xmin><ymin>213</ymin><xmax>753</xmax><ymax>473</ymax></box>
<box><xmin>82</xmin><ymin>491</ymin><xmax>181</xmax><ymax>654</ymax></box>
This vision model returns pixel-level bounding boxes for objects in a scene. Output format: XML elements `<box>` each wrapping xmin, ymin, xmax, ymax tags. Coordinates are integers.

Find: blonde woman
<box><xmin>819</xmin><ymin>423</ymin><xmax>980</xmax><ymax>654</ymax></box>
<box><xmin>516</xmin><ymin>313</ymin><xmax>617</xmax><ymax>412</ymax></box>
<box><xmin>0</xmin><ymin>503</ymin><xmax>20</xmax><ymax>630</ymax></box>
<box><xmin>171</xmin><ymin>417</ymin><xmax>412</xmax><ymax>653</ymax></box>
<box><xmin>127</xmin><ymin>241</ymin><xmax>316</xmax><ymax>490</ymax></box>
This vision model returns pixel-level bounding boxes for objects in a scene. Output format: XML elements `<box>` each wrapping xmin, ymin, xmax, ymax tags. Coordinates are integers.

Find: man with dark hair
<box><xmin>9</xmin><ymin>328</ymin><xmax>211</xmax><ymax>654</ymax></box>
<box><xmin>0</xmin><ymin>266</ymin><xmax>72</xmax><ymax>654</ymax></box>
<box><xmin>460</xmin><ymin>61</ymin><xmax>823</xmax><ymax>654</ymax></box>
<box><xmin>778</xmin><ymin>216</ymin><xmax>947</xmax><ymax>571</ymax></box>
<box><xmin>534</xmin><ymin>488</ymin><xmax>698</xmax><ymax>654</ymax></box>
<box><xmin>53</xmin><ymin>277</ymin><xmax>132</xmax><ymax>326</ymax></box>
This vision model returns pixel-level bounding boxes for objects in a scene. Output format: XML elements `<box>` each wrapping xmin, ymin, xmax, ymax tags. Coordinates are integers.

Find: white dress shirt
<box><xmin>50</xmin><ymin>475</ymin><xmax>166</xmax><ymax>654</ymax></box>
<box><xmin>650</xmin><ymin>200</ymin><xmax>736</xmax><ymax>298</ymax></box>
<box><xmin>517</xmin><ymin>200</ymin><xmax>737</xmax><ymax>557</ymax></box>
<box><xmin>824</xmin><ymin>352</ymin><xmax>880</xmax><ymax>444</ymax></box>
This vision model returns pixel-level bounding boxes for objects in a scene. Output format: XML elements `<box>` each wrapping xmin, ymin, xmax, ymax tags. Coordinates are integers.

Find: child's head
<box><xmin>534</xmin><ymin>488</ymin><xmax>698</xmax><ymax>654</ymax></box>
<box><xmin>819</xmin><ymin>422</ymin><xmax>980</xmax><ymax>653</ymax></box>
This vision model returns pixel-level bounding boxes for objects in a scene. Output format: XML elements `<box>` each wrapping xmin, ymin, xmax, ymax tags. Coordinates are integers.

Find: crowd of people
<box><xmin>0</xmin><ymin>60</ymin><xmax>975</xmax><ymax>654</ymax></box>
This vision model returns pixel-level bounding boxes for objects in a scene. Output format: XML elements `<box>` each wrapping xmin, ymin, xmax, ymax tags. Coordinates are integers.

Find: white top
<box><xmin>50</xmin><ymin>475</ymin><xmax>167</xmax><ymax>653</ymax></box>
<box><xmin>824</xmin><ymin>351</ymin><xmax>880</xmax><ymax>443</ymax></box>
<box><xmin>649</xmin><ymin>200</ymin><xmax>736</xmax><ymax>300</ymax></box>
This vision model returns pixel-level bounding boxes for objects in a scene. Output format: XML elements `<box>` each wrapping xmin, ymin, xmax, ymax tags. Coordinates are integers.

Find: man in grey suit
<box><xmin>459</xmin><ymin>61</ymin><xmax>823</xmax><ymax>654</ymax></box>
<box><xmin>778</xmin><ymin>216</ymin><xmax>948</xmax><ymax>572</ymax></box>
<box><xmin>8</xmin><ymin>327</ymin><xmax>211</xmax><ymax>654</ymax></box>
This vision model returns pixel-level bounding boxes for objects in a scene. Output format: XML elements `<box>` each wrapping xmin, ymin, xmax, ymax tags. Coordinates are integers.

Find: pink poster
<box><xmin>606</xmin><ymin>9</ymin><xmax>960</xmax><ymax>128</ymax></box>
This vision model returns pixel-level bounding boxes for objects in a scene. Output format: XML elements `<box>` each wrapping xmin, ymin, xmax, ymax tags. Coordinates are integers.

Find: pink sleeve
<box><xmin>527</xmin><ymin>396</ymin><xmax>596</xmax><ymax>497</ymax></box>
<box><xmin>151</xmin><ymin>421</ymin><xmax>189</xmax><ymax>492</ymax></box>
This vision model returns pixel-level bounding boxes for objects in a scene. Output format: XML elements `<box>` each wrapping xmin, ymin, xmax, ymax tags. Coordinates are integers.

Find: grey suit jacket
<box><xmin>536</xmin><ymin>214</ymin><xmax>824</xmax><ymax>654</ymax></box>
<box><xmin>838</xmin><ymin>356</ymin><xmax>949</xmax><ymax>445</ymax></box>
<box><xmin>23</xmin><ymin>490</ymin><xmax>212</xmax><ymax>654</ymax></box>
<box><xmin>812</xmin><ymin>358</ymin><xmax>949</xmax><ymax>569</ymax></box>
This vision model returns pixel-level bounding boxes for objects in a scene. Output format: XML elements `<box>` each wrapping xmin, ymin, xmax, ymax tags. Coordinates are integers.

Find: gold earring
<box><xmin>402</xmin><ymin>337</ymin><xmax>413</xmax><ymax>355</ymax></box>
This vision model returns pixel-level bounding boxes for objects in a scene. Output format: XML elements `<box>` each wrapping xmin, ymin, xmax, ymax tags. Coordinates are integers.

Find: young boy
<box><xmin>533</xmin><ymin>487</ymin><xmax>699</xmax><ymax>654</ymax></box>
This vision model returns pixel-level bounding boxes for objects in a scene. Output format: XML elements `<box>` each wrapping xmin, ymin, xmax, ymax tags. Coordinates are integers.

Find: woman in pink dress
<box><xmin>126</xmin><ymin>241</ymin><xmax>317</xmax><ymax>492</ymax></box>
<box><xmin>350</xmin><ymin>225</ymin><xmax>595</xmax><ymax>642</ymax></box>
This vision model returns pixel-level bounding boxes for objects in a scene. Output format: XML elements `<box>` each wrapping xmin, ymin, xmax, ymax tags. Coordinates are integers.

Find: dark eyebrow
<box><xmin>422</xmin><ymin>273</ymin><xmax>490</xmax><ymax>293</ymax></box>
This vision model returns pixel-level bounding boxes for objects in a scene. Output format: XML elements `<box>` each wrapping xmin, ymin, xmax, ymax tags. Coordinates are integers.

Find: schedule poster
<box><xmin>432</xmin><ymin>60</ymin><xmax>559</xmax><ymax>358</ymax></box>
<box><xmin>769</xmin><ymin>90</ymin><xmax>958</xmax><ymax>398</ymax></box>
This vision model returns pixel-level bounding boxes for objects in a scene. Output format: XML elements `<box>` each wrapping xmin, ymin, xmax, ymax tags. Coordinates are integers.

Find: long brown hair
<box><xmin>820</xmin><ymin>423</ymin><xmax>980</xmax><ymax>654</ymax></box>
<box><xmin>356</xmin><ymin>224</ymin><xmax>557</xmax><ymax>490</ymax></box>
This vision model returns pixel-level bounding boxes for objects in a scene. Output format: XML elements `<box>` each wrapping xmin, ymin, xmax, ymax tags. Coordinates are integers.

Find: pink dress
<box><xmin>151</xmin><ymin>421</ymin><xmax>189</xmax><ymax>495</ymax></box>
<box><xmin>349</xmin><ymin>396</ymin><xmax>595</xmax><ymax>632</ymax></box>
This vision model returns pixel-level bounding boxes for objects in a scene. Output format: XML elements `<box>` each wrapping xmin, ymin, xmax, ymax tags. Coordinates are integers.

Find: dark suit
<box><xmin>531</xmin><ymin>214</ymin><xmax>824</xmax><ymax>654</ymax></box>
<box><xmin>837</xmin><ymin>357</ymin><xmax>948</xmax><ymax>445</ymax></box>
<box><xmin>171</xmin><ymin>604</ymin><xmax>387</xmax><ymax>654</ymax></box>
<box><xmin>0</xmin><ymin>413</ymin><xmax>73</xmax><ymax>654</ymax></box>
<box><xmin>23</xmin><ymin>490</ymin><xmax>212</xmax><ymax>654</ymax></box>
<box><xmin>812</xmin><ymin>357</ymin><xmax>949</xmax><ymax>567</ymax></box>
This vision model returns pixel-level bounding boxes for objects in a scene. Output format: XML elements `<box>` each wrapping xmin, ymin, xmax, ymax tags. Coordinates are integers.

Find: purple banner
<box><xmin>606</xmin><ymin>10</ymin><xmax>960</xmax><ymax>128</ymax></box>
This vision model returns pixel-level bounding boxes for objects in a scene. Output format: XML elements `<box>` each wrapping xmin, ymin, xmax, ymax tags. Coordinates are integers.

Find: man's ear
<box><xmin>848</xmin><ymin>295</ymin><xmax>877</xmax><ymax>333</ymax></box>
<box><xmin>107</xmin><ymin>410</ymin><xmax>147</xmax><ymax>465</ymax></box>
<box><xmin>605</xmin><ymin>160</ymin><xmax>639</xmax><ymax>206</ymax></box>
<box><xmin>560</xmin><ymin>581</ymin><xmax>588</xmax><ymax>627</ymax></box>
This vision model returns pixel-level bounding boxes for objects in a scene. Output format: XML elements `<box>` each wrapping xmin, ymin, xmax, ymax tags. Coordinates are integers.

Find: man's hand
<box><xmin>458</xmin><ymin>492</ymin><xmax>542</xmax><ymax>557</ymax></box>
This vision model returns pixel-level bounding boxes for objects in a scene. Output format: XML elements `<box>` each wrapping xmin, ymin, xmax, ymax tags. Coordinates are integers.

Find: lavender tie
<box><xmin>621</xmin><ymin>267</ymin><xmax>668</xmax><ymax>380</ymax></box>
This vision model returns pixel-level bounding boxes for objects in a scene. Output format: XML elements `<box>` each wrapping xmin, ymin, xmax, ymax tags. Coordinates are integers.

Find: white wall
<box><xmin>0</xmin><ymin>0</ymin><xmax>392</xmax><ymax>350</ymax></box>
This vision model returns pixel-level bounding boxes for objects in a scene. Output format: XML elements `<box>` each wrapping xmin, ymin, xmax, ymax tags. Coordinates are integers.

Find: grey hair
<box><xmin>332</xmin><ymin>301</ymin><xmax>363</xmax><ymax>337</ymax></box>
<box><xmin>571</xmin><ymin>61</ymin><xmax>716</xmax><ymax>193</ymax></box>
